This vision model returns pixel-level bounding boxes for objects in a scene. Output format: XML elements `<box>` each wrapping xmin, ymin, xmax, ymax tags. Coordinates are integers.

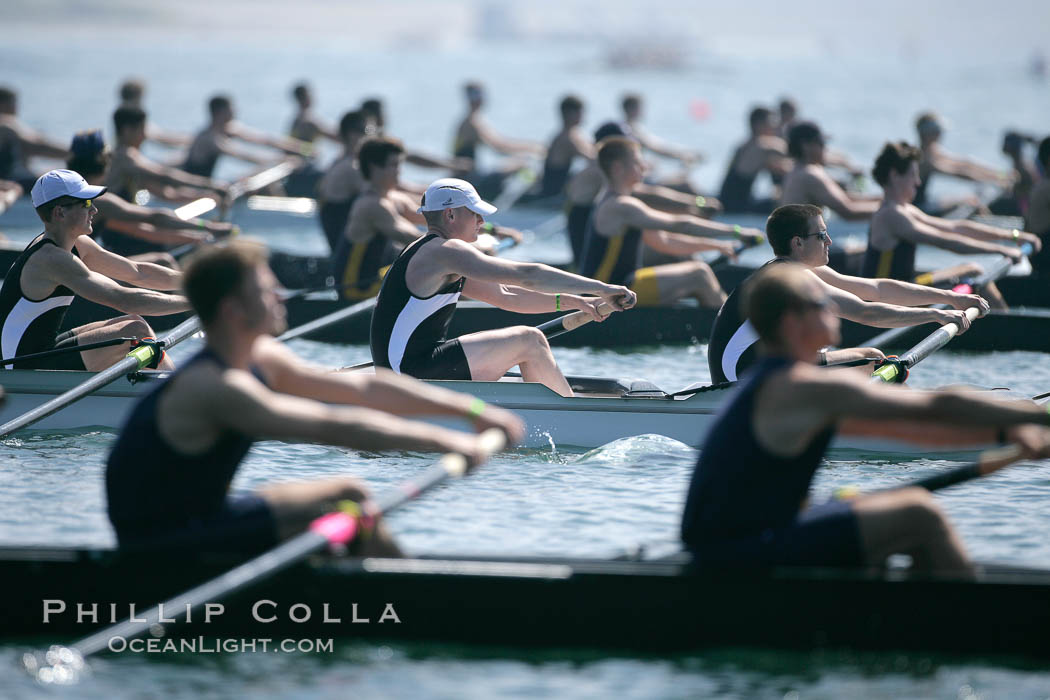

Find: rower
<box><xmin>107</xmin><ymin>106</ymin><xmax>226</xmax><ymax>205</ymax></box>
<box><xmin>183</xmin><ymin>95</ymin><xmax>305</xmax><ymax>178</ymax></box>
<box><xmin>0</xmin><ymin>169</ymin><xmax>187</xmax><ymax>370</ymax></box>
<box><xmin>708</xmin><ymin>204</ymin><xmax>989</xmax><ymax>383</ymax></box>
<box><xmin>0</xmin><ymin>86</ymin><xmax>69</xmax><ymax>191</ymax></box>
<box><xmin>580</xmin><ymin>137</ymin><xmax>763</xmax><ymax>309</ymax></box>
<box><xmin>370</xmin><ymin>178</ymin><xmax>635</xmax><ymax>397</ymax></box>
<box><xmin>776</xmin><ymin>97</ymin><xmax>798</xmax><ymax>140</ymax></box>
<box><xmin>987</xmin><ymin>131</ymin><xmax>1038</xmax><ymax>216</ymax></box>
<box><xmin>117</xmin><ymin>78</ymin><xmax>189</xmax><ymax>148</ymax></box>
<box><xmin>105</xmin><ymin>241</ymin><xmax>524</xmax><ymax>555</ymax></box>
<box><xmin>564</xmin><ymin>123</ymin><xmax>721</xmax><ymax>267</ymax></box>
<box><xmin>780</xmin><ymin>122</ymin><xmax>881</xmax><ymax>221</ymax></box>
<box><xmin>863</xmin><ymin>141</ymin><xmax>1040</xmax><ymax>308</ymax></box>
<box><xmin>0</xmin><ymin>179</ymin><xmax>21</xmax><ymax>216</ymax></box>
<box><xmin>533</xmin><ymin>95</ymin><xmax>594</xmax><ymax>200</ymax></box>
<box><xmin>913</xmin><ymin>112</ymin><xmax>1012</xmax><ymax>215</ymax></box>
<box><xmin>718</xmin><ymin>106</ymin><xmax>792</xmax><ymax>214</ymax></box>
<box><xmin>284</xmin><ymin>82</ymin><xmax>339</xmax><ymax>198</ymax></box>
<box><xmin>332</xmin><ymin>137</ymin><xmax>422</xmax><ymax>300</ymax></box>
<box><xmin>67</xmin><ymin>130</ymin><xmax>234</xmax><ymax>264</ymax></box>
<box><xmin>1024</xmin><ymin>136</ymin><xmax>1050</xmax><ymax>277</ymax></box>
<box><xmin>451</xmin><ymin>82</ymin><xmax>545</xmax><ymax>200</ymax></box>
<box><xmin>620</xmin><ymin>93</ymin><xmax>701</xmax><ymax>166</ymax></box>
<box><xmin>359</xmin><ymin>97</ymin><xmax>464</xmax><ymax>181</ymax></box>
<box><xmin>683</xmin><ymin>263</ymin><xmax>1050</xmax><ymax>574</ymax></box>
<box><xmin>317</xmin><ymin>110</ymin><xmax>367</xmax><ymax>252</ymax></box>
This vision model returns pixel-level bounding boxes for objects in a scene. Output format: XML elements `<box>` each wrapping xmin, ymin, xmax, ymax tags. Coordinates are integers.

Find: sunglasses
<box><xmin>798</xmin><ymin>229</ymin><xmax>829</xmax><ymax>243</ymax></box>
<box><xmin>59</xmin><ymin>198</ymin><xmax>93</xmax><ymax>210</ymax></box>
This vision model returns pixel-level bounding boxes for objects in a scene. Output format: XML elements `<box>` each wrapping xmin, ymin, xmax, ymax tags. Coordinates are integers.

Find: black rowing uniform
<box><xmin>566</xmin><ymin>201</ymin><xmax>593</xmax><ymax>268</ymax></box>
<box><xmin>0</xmin><ymin>235</ymin><xmax>84</xmax><ymax>370</ymax></box>
<box><xmin>182</xmin><ymin>131</ymin><xmax>220</xmax><ymax>178</ymax></box>
<box><xmin>370</xmin><ymin>234</ymin><xmax>471</xmax><ymax>380</ymax></box>
<box><xmin>861</xmin><ymin>231</ymin><xmax>917</xmax><ymax>282</ymax></box>
<box><xmin>330</xmin><ymin>225</ymin><xmax>399</xmax><ymax>301</ymax></box>
<box><xmin>718</xmin><ymin>145</ymin><xmax>778</xmax><ymax>215</ymax></box>
<box><xmin>682</xmin><ymin>355</ymin><xmax>862</xmax><ymax>567</ymax></box>
<box><xmin>707</xmin><ymin>258</ymin><xmax>787</xmax><ymax>383</ymax></box>
<box><xmin>319</xmin><ymin>197</ymin><xmax>357</xmax><ymax>253</ymax></box>
<box><xmin>105</xmin><ymin>347</ymin><xmax>277</xmax><ymax>553</ymax></box>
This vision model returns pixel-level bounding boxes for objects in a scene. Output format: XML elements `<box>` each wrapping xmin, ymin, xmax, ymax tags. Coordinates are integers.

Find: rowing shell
<box><xmin>0</xmin><ymin>368</ymin><xmax>997</xmax><ymax>457</ymax></box>
<box><xmin>5</xmin><ymin>547</ymin><xmax>1050</xmax><ymax>658</ymax></box>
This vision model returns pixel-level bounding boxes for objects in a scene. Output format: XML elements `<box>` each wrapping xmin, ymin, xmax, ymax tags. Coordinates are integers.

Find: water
<box><xmin>3</xmin><ymin>3</ymin><xmax>1050</xmax><ymax>697</ymax></box>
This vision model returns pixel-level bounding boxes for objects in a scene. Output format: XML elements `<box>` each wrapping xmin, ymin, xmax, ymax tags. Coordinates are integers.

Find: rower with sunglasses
<box><xmin>0</xmin><ymin>169</ymin><xmax>187</xmax><ymax>371</ymax></box>
<box><xmin>707</xmin><ymin>203</ymin><xmax>988</xmax><ymax>384</ymax></box>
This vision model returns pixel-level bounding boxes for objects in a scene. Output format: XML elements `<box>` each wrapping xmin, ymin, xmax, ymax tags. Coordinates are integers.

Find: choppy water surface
<box><xmin>3</xmin><ymin>7</ymin><xmax>1050</xmax><ymax>698</ymax></box>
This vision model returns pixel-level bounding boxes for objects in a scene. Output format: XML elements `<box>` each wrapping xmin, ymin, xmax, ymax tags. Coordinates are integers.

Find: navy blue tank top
<box><xmin>106</xmin><ymin>348</ymin><xmax>266</xmax><ymax>531</ymax></box>
<box><xmin>578</xmin><ymin>206</ymin><xmax>643</xmax><ymax>285</ymax></box>
<box><xmin>681</xmin><ymin>356</ymin><xmax>835</xmax><ymax>547</ymax></box>
<box><xmin>861</xmin><ymin>230</ymin><xmax>917</xmax><ymax>281</ymax></box>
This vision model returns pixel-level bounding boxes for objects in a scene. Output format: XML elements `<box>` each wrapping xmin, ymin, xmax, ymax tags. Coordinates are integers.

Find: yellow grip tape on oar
<box><xmin>126</xmin><ymin>343</ymin><xmax>159</xmax><ymax>371</ymax></box>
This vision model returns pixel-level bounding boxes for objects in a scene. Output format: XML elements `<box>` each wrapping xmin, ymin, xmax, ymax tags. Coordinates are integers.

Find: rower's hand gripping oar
<box><xmin>860</xmin><ymin>243</ymin><xmax>1031</xmax><ymax>352</ymax></box>
<box><xmin>0</xmin><ymin>316</ymin><xmax>202</xmax><ymax>438</ymax></box>
<box><xmin>869</xmin><ymin>306</ymin><xmax>980</xmax><ymax>384</ymax></box>
<box><xmin>24</xmin><ymin>428</ymin><xmax>507</xmax><ymax>684</ymax></box>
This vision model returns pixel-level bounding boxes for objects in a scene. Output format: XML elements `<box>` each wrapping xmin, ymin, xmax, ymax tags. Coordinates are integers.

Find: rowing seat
<box><xmin>568</xmin><ymin>376</ymin><xmax>666</xmax><ymax>397</ymax></box>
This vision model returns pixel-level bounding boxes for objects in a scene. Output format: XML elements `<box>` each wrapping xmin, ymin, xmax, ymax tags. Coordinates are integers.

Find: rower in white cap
<box><xmin>369</xmin><ymin>178</ymin><xmax>636</xmax><ymax>397</ymax></box>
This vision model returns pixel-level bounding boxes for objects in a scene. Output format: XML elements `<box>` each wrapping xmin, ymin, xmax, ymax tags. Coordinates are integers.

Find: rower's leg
<box><xmin>629</xmin><ymin>261</ymin><xmax>726</xmax><ymax>308</ymax></box>
<box><xmin>258</xmin><ymin>478</ymin><xmax>403</xmax><ymax>557</ymax></box>
<box><xmin>458</xmin><ymin>326</ymin><xmax>573</xmax><ymax>397</ymax></box>
<box><xmin>65</xmin><ymin>315</ymin><xmax>176</xmax><ymax>371</ymax></box>
<box><xmin>852</xmin><ymin>487</ymin><xmax>972</xmax><ymax>576</ymax></box>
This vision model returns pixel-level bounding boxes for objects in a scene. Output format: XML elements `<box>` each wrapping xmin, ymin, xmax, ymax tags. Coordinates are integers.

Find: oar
<box><xmin>0</xmin><ymin>316</ymin><xmax>201</xmax><ymax>438</ymax></box>
<box><xmin>860</xmin><ymin>243</ymin><xmax>1031</xmax><ymax>350</ymax></box>
<box><xmin>218</xmin><ymin>158</ymin><xmax>301</xmax><ymax>219</ymax></box>
<box><xmin>870</xmin><ymin>306</ymin><xmax>980</xmax><ymax>384</ymax></box>
<box><xmin>0</xmin><ymin>337</ymin><xmax>136</xmax><ymax>366</ymax></box>
<box><xmin>24</xmin><ymin>428</ymin><xmax>507</xmax><ymax>683</ymax></box>
<box><xmin>276</xmin><ymin>297</ymin><xmax>377</xmax><ymax>343</ymax></box>
<box><xmin>835</xmin><ymin>445</ymin><xmax>1025</xmax><ymax>501</ymax></box>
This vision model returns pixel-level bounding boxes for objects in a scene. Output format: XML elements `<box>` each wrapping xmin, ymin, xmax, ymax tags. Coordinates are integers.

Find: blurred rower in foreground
<box><xmin>106</xmin><ymin>240</ymin><xmax>524</xmax><ymax>555</ymax></box>
<box><xmin>684</xmin><ymin>263</ymin><xmax>1050</xmax><ymax>575</ymax></box>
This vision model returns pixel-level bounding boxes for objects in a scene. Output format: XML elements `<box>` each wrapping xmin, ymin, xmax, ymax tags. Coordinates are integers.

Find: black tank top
<box><xmin>106</xmin><ymin>348</ymin><xmax>265</xmax><ymax>531</ymax></box>
<box><xmin>566</xmin><ymin>202</ymin><xmax>594</xmax><ymax>268</ymax></box>
<box><xmin>861</xmin><ymin>231</ymin><xmax>917</xmax><ymax>281</ymax></box>
<box><xmin>370</xmin><ymin>234</ymin><xmax>464</xmax><ymax>373</ymax></box>
<box><xmin>719</xmin><ymin>146</ymin><xmax>759</xmax><ymax>213</ymax></box>
<box><xmin>0</xmin><ymin>236</ymin><xmax>76</xmax><ymax>366</ymax></box>
<box><xmin>707</xmin><ymin>258</ymin><xmax>788</xmax><ymax>383</ymax></box>
<box><xmin>331</xmin><ymin>231</ymin><xmax>398</xmax><ymax>299</ymax></box>
<box><xmin>319</xmin><ymin>197</ymin><xmax>357</xmax><ymax>253</ymax></box>
<box><xmin>578</xmin><ymin>209</ymin><xmax>642</xmax><ymax>285</ymax></box>
<box><xmin>681</xmin><ymin>356</ymin><xmax>835</xmax><ymax>547</ymax></box>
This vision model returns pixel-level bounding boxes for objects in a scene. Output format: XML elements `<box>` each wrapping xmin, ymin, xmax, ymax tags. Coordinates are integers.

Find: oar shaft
<box><xmin>276</xmin><ymin>297</ymin><xmax>377</xmax><ymax>343</ymax></box>
<box><xmin>899</xmin><ymin>445</ymin><xmax>1022</xmax><ymax>493</ymax></box>
<box><xmin>870</xmin><ymin>306</ymin><xmax>980</xmax><ymax>383</ymax></box>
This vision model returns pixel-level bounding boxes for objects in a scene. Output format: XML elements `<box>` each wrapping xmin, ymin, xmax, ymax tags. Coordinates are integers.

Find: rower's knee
<box><xmin>517</xmin><ymin>325</ymin><xmax>552</xmax><ymax>357</ymax></box>
<box><xmin>122</xmin><ymin>315</ymin><xmax>154</xmax><ymax>339</ymax></box>
<box><xmin>893</xmin><ymin>487</ymin><xmax>951</xmax><ymax>535</ymax></box>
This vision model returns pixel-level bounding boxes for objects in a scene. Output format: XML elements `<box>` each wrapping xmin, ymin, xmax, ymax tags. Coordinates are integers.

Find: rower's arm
<box><xmin>635</xmin><ymin>183</ymin><xmax>716</xmax><ymax>214</ymax></box>
<box><xmin>890</xmin><ymin>209</ymin><xmax>1022</xmax><ymax>259</ymax></box>
<box><xmin>929</xmin><ymin>150</ymin><xmax>1006</xmax><ymax>184</ymax></box>
<box><xmin>641</xmin><ymin>230</ymin><xmax>736</xmax><ymax>258</ymax></box>
<box><xmin>819</xmin><ymin>277</ymin><xmax>963</xmax><ymax>328</ymax></box>
<box><xmin>10</xmin><ymin>122</ymin><xmax>68</xmax><ymax>159</ymax></box>
<box><xmin>213</xmin><ymin>135</ymin><xmax>271</xmax><ymax>165</ymax></box>
<box><xmin>918</xmin><ymin>210</ymin><xmax>1042</xmax><ymax>251</ymax></box>
<box><xmin>569</xmin><ymin>131</ymin><xmax>596</xmax><ymax>161</ymax></box>
<box><xmin>356</xmin><ymin>199</ymin><xmax>423</xmax><ymax>246</ymax></box>
<box><xmin>810</xmin><ymin>265</ymin><xmax>987</xmax><ymax>311</ymax></box>
<box><xmin>96</xmin><ymin>194</ymin><xmax>215</xmax><ymax>242</ymax></box>
<box><xmin>631</xmin><ymin>124</ymin><xmax>697</xmax><ymax>164</ymax></box>
<box><xmin>38</xmin><ymin>245</ymin><xmax>188</xmax><ymax>315</ymax></box>
<box><xmin>618</xmin><ymin>198</ymin><xmax>764</xmax><ymax>242</ymax></box>
<box><xmin>405</xmin><ymin>149</ymin><xmax>462</xmax><ymax>170</ymax></box>
<box><xmin>254</xmin><ymin>339</ymin><xmax>524</xmax><ymax>439</ymax></box>
<box><xmin>806</xmin><ymin>172</ymin><xmax>879</xmax><ymax>220</ymax></box>
<box><xmin>436</xmin><ymin>240</ymin><xmax>634</xmax><ymax>303</ymax></box>
<box><xmin>204</xmin><ymin>368</ymin><xmax>496</xmax><ymax>456</ymax></box>
<box><xmin>76</xmin><ymin>235</ymin><xmax>183</xmax><ymax>291</ymax></box>
<box><xmin>228</xmin><ymin>122</ymin><xmax>308</xmax><ymax>157</ymax></box>
<box><xmin>474</xmin><ymin>119</ymin><xmax>544</xmax><ymax>157</ymax></box>
<box><xmin>128</xmin><ymin>150</ymin><xmax>222</xmax><ymax>194</ymax></box>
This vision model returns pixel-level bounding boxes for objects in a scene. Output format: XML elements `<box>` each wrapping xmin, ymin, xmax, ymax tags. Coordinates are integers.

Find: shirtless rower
<box><xmin>564</xmin><ymin>122</ymin><xmax>722</xmax><ymax>267</ymax></box>
<box><xmin>863</xmin><ymin>141</ymin><xmax>1040</xmax><ymax>308</ymax></box>
<box><xmin>718</xmin><ymin>106</ymin><xmax>792</xmax><ymax>214</ymax></box>
<box><xmin>370</xmin><ymin>178</ymin><xmax>635</xmax><ymax>397</ymax></box>
<box><xmin>107</xmin><ymin>106</ymin><xmax>226</xmax><ymax>205</ymax></box>
<box><xmin>332</xmin><ymin>137</ymin><xmax>423</xmax><ymax>300</ymax></box>
<box><xmin>987</xmin><ymin>131</ymin><xmax>1039</xmax><ymax>217</ymax></box>
<box><xmin>317</xmin><ymin>110</ymin><xmax>367</xmax><ymax>252</ymax></box>
<box><xmin>0</xmin><ymin>87</ymin><xmax>68</xmax><ymax>191</ymax></box>
<box><xmin>452</xmin><ymin>82</ymin><xmax>544</xmax><ymax>200</ymax></box>
<box><xmin>913</xmin><ymin>112</ymin><xmax>1010</xmax><ymax>215</ymax></box>
<box><xmin>0</xmin><ymin>170</ymin><xmax>187</xmax><ymax>371</ymax></box>
<box><xmin>620</xmin><ymin>93</ymin><xmax>701</xmax><ymax>165</ymax></box>
<box><xmin>580</xmin><ymin>137</ymin><xmax>762</xmax><ymax>309</ymax></box>
<box><xmin>117</xmin><ymin>78</ymin><xmax>189</xmax><ymax>148</ymax></box>
<box><xmin>1023</xmin><ymin>136</ymin><xmax>1050</xmax><ymax>277</ymax></box>
<box><xmin>708</xmin><ymin>204</ymin><xmax>988</xmax><ymax>384</ymax></box>
<box><xmin>683</xmin><ymin>263</ymin><xmax>1050</xmax><ymax>574</ymax></box>
<box><xmin>526</xmin><ymin>95</ymin><xmax>594</xmax><ymax>202</ymax></box>
<box><xmin>777</xmin><ymin>97</ymin><xmax>798</xmax><ymax>140</ymax></box>
<box><xmin>288</xmin><ymin>82</ymin><xmax>339</xmax><ymax>145</ymax></box>
<box><xmin>183</xmin><ymin>95</ymin><xmax>305</xmax><ymax>178</ymax></box>
<box><xmin>780</xmin><ymin>122</ymin><xmax>880</xmax><ymax>220</ymax></box>
<box><xmin>67</xmin><ymin>130</ymin><xmax>233</xmax><ymax>263</ymax></box>
<box><xmin>106</xmin><ymin>241</ymin><xmax>524</xmax><ymax>555</ymax></box>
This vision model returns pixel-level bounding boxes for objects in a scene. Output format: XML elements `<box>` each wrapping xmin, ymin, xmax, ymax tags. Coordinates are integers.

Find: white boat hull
<box><xmin>0</xmin><ymin>369</ymin><xmax>996</xmax><ymax>457</ymax></box>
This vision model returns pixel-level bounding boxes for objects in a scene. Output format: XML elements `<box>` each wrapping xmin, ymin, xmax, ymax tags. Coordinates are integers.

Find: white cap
<box><xmin>417</xmin><ymin>178</ymin><xmax>497</xmax><ymax>217</ymax></box>
<box><xmin>31</xmin><ymin>169</ymin><xmax>107</xmax><ymax>208</ymax></box>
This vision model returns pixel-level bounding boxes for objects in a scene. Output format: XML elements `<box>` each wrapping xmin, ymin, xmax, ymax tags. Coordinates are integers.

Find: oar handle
<box><xmin>536</xmin><ymin>302</ymin><xmax>616</xmax><ymax>341</ymax></box>
<box><xmin>870</xmin><ymin>306</ymin><xmax>980</xmax><ymax>383</ymax></box>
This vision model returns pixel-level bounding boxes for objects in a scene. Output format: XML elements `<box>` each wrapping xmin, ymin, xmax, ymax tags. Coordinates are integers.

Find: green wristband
<box><xmin>482</xmin><ymin>222</ymin><xmax>495</xmax><ymax>233</ymax></box>
<box><xmin>732</xmin><ymin>224</ymin><xmax>742</xmax><ymax>239</ymax></box>
<box><xmin>695</xmin><ymin>195</ymin><xmax>706</xmax><ymax>209</ymax></box>
<box><xmin>467</xmin><ymin>398</ymin><xmax>486</xmax><ymax>420</ymax></box>
<box><xmin>555</xmin><ymin>293</ymin><xmax>561</xmax><ymax>312</ymax></box>
<box><xmin>1012</xmin><ymin>229</ymin><xmax>1020</xmax><ymax>242</ymax></box>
